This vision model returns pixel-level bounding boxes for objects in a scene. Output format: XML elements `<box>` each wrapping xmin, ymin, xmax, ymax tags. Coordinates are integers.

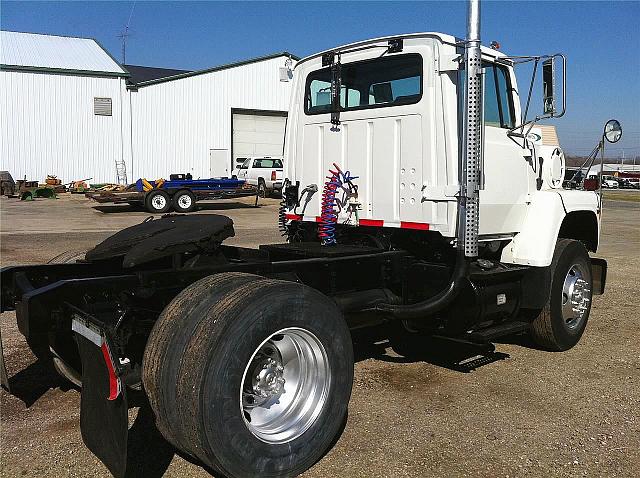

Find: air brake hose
<box><xmin>278</xmin><ymin>179</ymin><xmax>291</xmax><ymax>238</ymax></box>
<box><xmin>369</xmin><ymin>251</ymin><xmax>470</xmax><ymax>320</ymax></box>
<box><xmin>318</xmin><ymin>164</ymin><xmax>358</xmax><ymax>245</ymax></box>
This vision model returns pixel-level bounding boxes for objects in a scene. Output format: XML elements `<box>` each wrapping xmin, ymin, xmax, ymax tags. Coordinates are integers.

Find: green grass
<box><xmin>603</xmin><ymin>190</ymin><xmax>640</xmax><ymax>203</ymax></box>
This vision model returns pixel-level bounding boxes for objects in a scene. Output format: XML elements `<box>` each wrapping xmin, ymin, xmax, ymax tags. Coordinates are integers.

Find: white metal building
<box><xmin>0</xmin><ymin>31</ymin><xmax>130</xmax><ymax>183</ymax></box>
<box><xmin>1</xmin><ymin>30</ymin><xmax>297</xmax><ymax>183</ymax></box>
<box><xmin>129</xmin><ymin>53</ymin><xmax>296</xmax><ymax>179</ymax></box>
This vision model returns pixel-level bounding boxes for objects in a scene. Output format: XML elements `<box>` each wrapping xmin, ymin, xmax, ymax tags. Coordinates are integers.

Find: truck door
<box><xmin>477</xmin><ymin>61</ymin><xmax>532</xmax><ymax>235</ymax></box>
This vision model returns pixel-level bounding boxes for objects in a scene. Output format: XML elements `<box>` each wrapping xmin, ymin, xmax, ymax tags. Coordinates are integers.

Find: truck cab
<box><xmin>283</xmin><ymin>32</ymin><xmax>599</xmax><ymax>267</ymax></box>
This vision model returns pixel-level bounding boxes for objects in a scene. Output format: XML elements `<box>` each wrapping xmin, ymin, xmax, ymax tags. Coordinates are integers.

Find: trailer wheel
<box><xmin>530</xmin><ymin>239</ymin><xmax>593</xmax><ymax>351</ymax></box>
<box><xmin>145</xmin><ymin>278</ymin><xmax>353</xmax><ymax>478</ymax></box>
<box><xmin>145</xmin><ymin>190</ymin><xmax>171</xmax><ymax>213</ymax></box>
<box><xmin>143</xmin><ymin>273</ymin><xmax>269</xmax><ymax>447</ymax></box>
<box><xmin>172</xmin><ymin>189</ymin><xmax>196</xmax><ymax>213</ymax></box>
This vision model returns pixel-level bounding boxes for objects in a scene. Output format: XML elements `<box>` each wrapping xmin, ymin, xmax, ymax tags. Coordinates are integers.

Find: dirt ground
<box><xmin>1</xmin><ymin>194</ymin><xmax>638</xmax><ymax>477</ymax></box>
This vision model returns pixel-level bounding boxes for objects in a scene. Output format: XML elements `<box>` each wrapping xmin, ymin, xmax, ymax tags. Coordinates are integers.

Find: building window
<box><xmin>94</xmin><ymin>97</ymin><xmax>112</xmax><ymax>116</ymax></box>
<box><xmin>305</xmin><ymin>53</ymin><xmax>423</xmax><ymax>115</ymax></box>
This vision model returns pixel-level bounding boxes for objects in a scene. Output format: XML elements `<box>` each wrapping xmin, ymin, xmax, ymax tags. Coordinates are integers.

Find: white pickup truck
<box><xmin>232</xmin><ymin>156</ymin><xmax>284</xmax><ymax>197</ymax></box>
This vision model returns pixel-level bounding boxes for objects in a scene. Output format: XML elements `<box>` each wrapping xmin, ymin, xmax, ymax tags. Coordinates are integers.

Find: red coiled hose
<box><xmin>318</xmin><ymin>164</ymin><xmax>342</xmax><ymax>245</ymax></box>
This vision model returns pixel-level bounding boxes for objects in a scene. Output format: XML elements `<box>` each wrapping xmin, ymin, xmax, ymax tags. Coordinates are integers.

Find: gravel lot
<box><xmin>1</xmin><ymin>194</ymin><xmax>638</xmax><ymax>477</ymax></box>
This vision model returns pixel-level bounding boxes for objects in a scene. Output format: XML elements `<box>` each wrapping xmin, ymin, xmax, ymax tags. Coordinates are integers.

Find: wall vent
<box><xmin>94</xmin><ymin>97</ymin><xmax>112</xmax><ymax>116</ymax></box>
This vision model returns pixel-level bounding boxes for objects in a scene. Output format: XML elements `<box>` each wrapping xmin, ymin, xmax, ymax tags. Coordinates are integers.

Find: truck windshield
<box><xmin>305</xmin><ymin>53</ymin><xmax>423</xmax><ymax>114</ymax></box>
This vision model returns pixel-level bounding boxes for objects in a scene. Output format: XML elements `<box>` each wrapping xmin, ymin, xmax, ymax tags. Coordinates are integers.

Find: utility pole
<box><xmin>118</xmin><ymin>1</ymin><xmax>137</xmax><ymax>64</ymax></box>
<box><xmin>118</xmin><ymin>26</ymin><xmax>130</xmax><ymax>64</ymax></box>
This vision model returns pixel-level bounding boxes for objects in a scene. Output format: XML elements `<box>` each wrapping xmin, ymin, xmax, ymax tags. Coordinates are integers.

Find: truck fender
<box><xmin>501</xmin><ymin>190</ymin><xmax>600</xmax><ymax>267</ymax></box>
<box><xmin>501</xmin><ymin>191</ymin><xmax>566</xmax><ymax>267</ymax></box>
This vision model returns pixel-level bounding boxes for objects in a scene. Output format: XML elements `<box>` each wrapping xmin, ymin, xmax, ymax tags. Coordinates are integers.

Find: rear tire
<box><xmin>143</xmin><ymin>273</ymin><xmax>268</xmax><ymax>447</ymax></box>
<box><xmin>145</xmin><ymin>190</ymin><xmax>171</xmax><ymax>214</ymax></box>
<box><xmin>144</xmin><ymin>277</ymin><xmax>353</xmax><ymax>478</ymax></box>
<box><xmin>172</xmin><ymin>189</ymin><xmax>196</xmax><ymax>213</ymax></box>
<box><xmin>530</xmin><ymin>239</ymin><xmax>593</xmax><ymax>351</ymax></box>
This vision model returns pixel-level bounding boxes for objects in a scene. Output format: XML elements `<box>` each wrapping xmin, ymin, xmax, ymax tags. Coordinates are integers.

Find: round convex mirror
<box><xmin>604</xmin><ymin>119</ymin><xmax>622</xmax><ymax>143</ymax></box>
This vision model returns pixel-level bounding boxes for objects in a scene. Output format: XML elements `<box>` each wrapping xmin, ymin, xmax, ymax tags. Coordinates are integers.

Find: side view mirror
<box><xmin>542</xmin><ymin>58</ymin><xmax>555</xmax><ymax>115</ymax></box>
<box><xmin>603</xmin><ymin>119</ymin><xmax>623</xmax><ymax>143</ymax></box>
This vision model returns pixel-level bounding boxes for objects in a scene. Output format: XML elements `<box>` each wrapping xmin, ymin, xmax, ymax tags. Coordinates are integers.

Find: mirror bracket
<box><xmin>505</xmin><ymin>53</ymin><xmax>567</xmax><ymax>145</ymax></box>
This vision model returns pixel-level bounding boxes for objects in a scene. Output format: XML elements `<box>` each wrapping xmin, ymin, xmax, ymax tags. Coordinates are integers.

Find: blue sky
<box><xmin>2</xmin><ymin>1</ymin><xmax>639</xmax><ymax>157</ymax></box>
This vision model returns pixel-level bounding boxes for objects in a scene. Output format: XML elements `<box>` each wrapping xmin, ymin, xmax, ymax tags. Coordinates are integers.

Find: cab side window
<box><xmin>459</xmin><ymin>62</ymin><xmax>515</xmax><ymax>129</ymax></box>
<box><xmin>483</xmin><ymin>63</ymin><xmax>514</xmax><ymax>128</ymax></box>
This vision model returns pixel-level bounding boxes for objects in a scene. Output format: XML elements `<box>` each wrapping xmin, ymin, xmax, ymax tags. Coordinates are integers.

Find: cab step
<box><xmin>466</xmin><ymin>321</ymin><xmax>529</xmax><ymax>343</ymax></box>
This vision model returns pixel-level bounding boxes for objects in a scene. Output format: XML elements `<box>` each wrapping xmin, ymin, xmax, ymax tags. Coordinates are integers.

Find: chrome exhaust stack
<box><xmin>459</xmin><ymin>0</ymin><xmax>483</xmax><ymax>258</ymax></box>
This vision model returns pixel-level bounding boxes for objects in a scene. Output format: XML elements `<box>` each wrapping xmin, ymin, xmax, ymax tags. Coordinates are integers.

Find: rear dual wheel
<box><xmin>143</xmin><ymin>273</ymin><xmax>353</xmax><ymax>478</ymax></box>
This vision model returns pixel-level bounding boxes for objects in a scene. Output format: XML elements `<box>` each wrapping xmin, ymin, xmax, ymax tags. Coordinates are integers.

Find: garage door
<box><xmin>232</xmin><ymin>111</ymin><xmax>287</xmax><ymax>170</ymax></box>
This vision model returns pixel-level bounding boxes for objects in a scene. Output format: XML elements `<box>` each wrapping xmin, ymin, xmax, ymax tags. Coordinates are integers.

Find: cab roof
<box><xmin>295</xmin><ymin>32</ymin><xmax>509</xmax><ymax>68</ymax></box>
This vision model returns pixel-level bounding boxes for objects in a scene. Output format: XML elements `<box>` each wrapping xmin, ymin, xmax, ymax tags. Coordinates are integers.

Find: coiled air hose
<box><xmin>318</xmin><ymin>167</ymin><xmax>341</xmax><ymax>245</ymax></box>
<box><xmin>278</xmin><ymin>180</ymin><xmax>290</xmax><ymax>238</ymax></box>
<box><xmin>318</xmin><ymin>164</ymin><xmax>358</xmax><ymax>245</ymax></box>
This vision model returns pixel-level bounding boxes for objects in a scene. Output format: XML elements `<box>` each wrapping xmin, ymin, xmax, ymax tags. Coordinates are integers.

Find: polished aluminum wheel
<box><xmin>177</xmin><ymin>194</ymin><xmax>192</xmax><ymax>209</ymax></box>
<box><xmin>561</xmin><ymin>262</ymin><xmax>591</xmax><ymax>330</ymax></box>
<box><xmin>240</xmin><ymin>327</ymin><xmax>330</xmax><ymax>444</ymax></box>
<box><xmin>151</xmin><ymin>195</ymin><xmax>167</xmax><ymax>210</ymax></box>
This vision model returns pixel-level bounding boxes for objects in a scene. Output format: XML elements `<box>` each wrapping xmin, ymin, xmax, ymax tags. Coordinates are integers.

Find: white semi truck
<box><xmin>0</xmin><ymin>1</ymin><xmax>617</xmax><ymax>477</ymax></box>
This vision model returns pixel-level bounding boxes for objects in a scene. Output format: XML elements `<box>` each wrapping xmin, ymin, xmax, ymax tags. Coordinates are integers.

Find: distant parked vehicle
<box><xmin>232</xmin><ymin>156</ymin><xmax>284</xmax><ymax>197</ymax></box>
<box><xmin>602</xmin><ymin>176</ymin><xmax>619</xmax><ymax>188</ymax></box>
<box><xmin>627</xmin><ymin>178</ymin><xmax>640</xmax><ymax>189</ymax></box>
<box><xmin>619</xmin><ymin>178</ymin><xmax>639</xmax><ymax>189</ymax></box>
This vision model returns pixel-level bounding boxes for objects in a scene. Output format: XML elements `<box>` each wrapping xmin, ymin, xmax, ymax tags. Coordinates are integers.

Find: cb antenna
<box><xmin>118</xmin><ymin>0</ymin><xmax>137</xmax><ymax>64</ymax></box>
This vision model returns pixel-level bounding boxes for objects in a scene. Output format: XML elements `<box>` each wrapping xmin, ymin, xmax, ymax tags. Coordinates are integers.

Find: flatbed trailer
<box><xmin>86</xmin><ymin>177</ymin><xmax>258</xmax><ymax>213</ymax></box>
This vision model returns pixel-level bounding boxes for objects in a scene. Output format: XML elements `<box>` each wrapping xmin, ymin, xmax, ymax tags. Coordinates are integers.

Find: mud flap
<box><xmin>76</xmin><ymin>333</ymin><xmax>128</xmax><ymax>478</ymax></box>
<box><xmin>590</xmin><ymin>257</ymin><xmax>607</xmax><ymax>295</ymax></box>
<box><xmin>0</xmin><ymin>325</ymin><xmax>10</xmax><ymax>392</ymax></box>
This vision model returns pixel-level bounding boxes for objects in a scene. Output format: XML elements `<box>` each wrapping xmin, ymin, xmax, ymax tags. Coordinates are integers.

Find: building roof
<box><xmin>124</xmin><ymin>64</ymin><xmax>192</xmax><ymax>84</ymax></box>
<box><xmin>0</xmin><ymin>31</ymin><xmax>128</xmax><ymax>77</ymax></box>
<box><xmin>133</xmin><ymin>51</ymin><xmax>299</xmax><ymax>87</ymax></box>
